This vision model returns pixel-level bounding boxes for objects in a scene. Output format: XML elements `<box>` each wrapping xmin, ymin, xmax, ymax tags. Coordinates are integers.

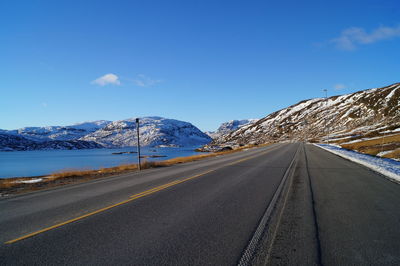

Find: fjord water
<box><xmin>0</xmin><ymin>147</ymin><xmax>202</xmax><ymax>178</ymax></box>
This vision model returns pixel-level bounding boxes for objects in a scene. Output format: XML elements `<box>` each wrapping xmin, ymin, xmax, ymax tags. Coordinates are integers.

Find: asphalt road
<box><xmin>1</xmin><ymin>143</ymin><xmax>399</xmax><ymax>265</ymax></box>
<box><xmin>0</xmin><ymin>143</ymin><xmax>297</xmax><ymax>265</ymax></box>
<box><xmin>260</xmin><ymin>144</ymin><xmax>400</xmax><ymax>266</ymax></box>
<box><xmin>305</xmin><ymin>144</ymin><xmax>400</xmax><ymax>265</ymax></box>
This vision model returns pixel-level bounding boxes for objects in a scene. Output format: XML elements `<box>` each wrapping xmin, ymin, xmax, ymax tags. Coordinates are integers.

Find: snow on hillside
<box><xmin>0</xmin><ymin>133</ymin><xmax>104</xmax><ymax>151</ymax></box>
<box><xmin>69</xmin><ymin>120</ymin><xmax>111</xmax><ymax>131</ymax></box>
<box><xmin>317</xmin><ymin>144</ymin><xmax>400</xmax><ymax>183</ymax></box>
<box><xmin>0</xmin><ymin>133</ymin><xmax>36</xmax><ymax>151</ymax></box>
<box><xmin>212</xmin><ymin>82</ymin><xmax>400</xmax><ymax>148</ymax></box>
<box><xmin>1</xmin><ymin>117</ymin><xmax>211</xmax><ymax>151</ymax></box>
<box><xmin>81</xmin><ymin>116</ymin><xmax>212</xmax><ymax>147</ymax></box>
<box><xmin>5</xmin><ymin>120</ymin><xmax>111</xmax><ymax>142</ymax></box>
<box><xmin>206</xmin><ymin>119</ymin><xmax>258</xmax><ymax>139</ymax></box>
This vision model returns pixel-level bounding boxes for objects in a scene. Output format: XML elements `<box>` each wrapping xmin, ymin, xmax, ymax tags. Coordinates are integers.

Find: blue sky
<box><xmin>1</xmin><ymin>0</ymin><xmax>400</xmax><ymax>131</ymax></box>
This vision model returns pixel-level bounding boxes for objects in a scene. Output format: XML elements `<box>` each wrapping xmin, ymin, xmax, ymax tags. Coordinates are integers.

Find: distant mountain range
<box><xmin>3</xmin><ymin>121</ymin><xmax>111</xmax><ymax>142</ymax></box>
<box><xmin>206</xmin><ymin>119</ymin><xmax>258</xmax><ymax>139</ymax></box>
<box><xmin>0</xmin><ymin>133</ymin><xmax>103</xmax><ymax>151</ymax></box>
<box><xmin>0</xmin><ymin>117</ymin><xmax>211</xmax><ymax>151</ymax></box>
<box><xmin>3</xmin><ymin>82</ymin><xmax>399</xmax><ymax>154</ymax></box>
<box><xmin>210</xmin><ymin>83</ymin><xmax>400</xmax><ymax>151</ymax></box>
<box><xmin>81</xmin><ymin>117</ymin><xmax>211</xmax><ymax>148</ymax></box>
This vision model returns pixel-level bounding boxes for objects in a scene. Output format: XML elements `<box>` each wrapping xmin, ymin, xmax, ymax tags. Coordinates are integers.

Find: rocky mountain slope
<box><xmin>0</xmin><ymin>133</ymin><xmax>103</xmax><ymax>151</ymax></box>
<box><xmin>210</xmin><ymin>82</ymin><xmax>400</xmax><ymax>158</ymax></box>
<box><xmin>0</xmin><ymin>117</ymin><xmax>211</xmax><ymax>151</ymax></box>
<box><xmin>206</xmin><ymin>119</ymin><xmax>258</xmax><ymax>139</ymax></box>
<box><xmin>81</xmin><ymin>117</ymin><xmax>212</xmax><ymax>147</ymax></box>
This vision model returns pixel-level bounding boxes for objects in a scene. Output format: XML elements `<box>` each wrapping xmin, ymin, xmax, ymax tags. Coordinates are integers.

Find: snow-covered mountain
<box><xmin>206</xmin><ymin>119</ymin><xmax>258</xmax><ymax>139</ymax></box>
<box><xmin>211</xmin><ymin>83</ymin><xmax>400</xmax><ymax>147</ymax></box>
<box><xmin>0</xmin><ymin>117</ymin><xmax>211</xmax><ymax>151</ymax></box>
<box><xmin>0</xmin><ymin>133</ymin><xmax>103</xmax><ymax>151</ymax></box>
<box><xmin>81</xmin><ymin>116</ymin><xmax>212</xmax><ymax>147</ymax></box>
<box><xmin>0</xmin><ymin>133</ymin><xmax>37</xmax><ymax>151</ymax></box>
<box><xmin>6</xmin><ymin>120</ymin><xmax>111</xmax><ymax>142</ymax></box>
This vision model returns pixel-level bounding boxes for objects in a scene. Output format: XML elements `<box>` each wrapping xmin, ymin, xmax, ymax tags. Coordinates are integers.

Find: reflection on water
<box><xmin>0</xmin><ymin>147</ymin><xmax>202</xmax><ymax>178</ymax></box>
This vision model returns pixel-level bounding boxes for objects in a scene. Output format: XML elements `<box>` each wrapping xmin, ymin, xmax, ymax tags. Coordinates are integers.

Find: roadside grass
<box><xmin>155</xmin><ymin>145</ymin><xmax>259</xmax><ymax>166</ymax></box>
<box><xmin>331</xmin><ymin>136</ymin><xmax>363</xmax><ymax>144</ymax></box>
<box><xmin>340</xmin><ymin>134</ymin><xmax>400</xmax><ymax>150</ymax></box>
<box><xmin>0</xmin><ymin>179</ymin><xmax>15</xmax><ymax>189</ymax></box>
<box><xmin>0</xmin><ymin>177</ymin><xmax>46</xmax><ymax>191</ymax></box>
<box><xmin>49</xmin><ymin>143</ymin><xmax>262</xmax><ymax>179</ymax></box>
<box><xmin>0</xmin><ymin>144</ymin><xmax>267</xmax><ymax>194</ymax></box>
<box><xmin>384</xmin><ymin>148</ymin><xmax>400</xmax><ymax>159</ymax></box>
<box><xmin>340</xmin><ymin>134</ymin><xmax>400</xmax><ymax>157</ymax></box>
<box><xmin>48</xmin><ymin>169</ymin><xmax>101</xmax><ymax>180</ymax></box>
<box><xmin>329</xmin><ymin>131</ymin><xmax>388</xmax><ymax>145</ymax></box>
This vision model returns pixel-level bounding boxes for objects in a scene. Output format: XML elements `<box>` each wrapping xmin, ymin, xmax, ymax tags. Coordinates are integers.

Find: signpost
<box><xmin>136</xmin><ymin>118</ymin><xmax>141</xmax><ymax>170</ymax></box>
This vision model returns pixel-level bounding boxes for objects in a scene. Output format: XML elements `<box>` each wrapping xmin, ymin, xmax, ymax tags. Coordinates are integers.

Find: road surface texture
<box><xmin>1</xmin><ymin>143</ymin><xmax>399</xmax><ymax>265</ymax></box>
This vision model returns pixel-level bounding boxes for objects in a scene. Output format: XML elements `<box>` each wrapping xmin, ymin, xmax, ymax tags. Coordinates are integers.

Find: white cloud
<box><xmin>133</xmin><ymin>74</ymin><xmax>162</xmax><ymax>87</ymax></box>
<box><xmin>91</xmin><ymin>73</ymin><xmax>121</xmax><ymax>86</ymax></box>
<box><xmin>334</xmin><ymin>84</ymin><xmax>346</xmax><ymax>90</ymax></box>
<box><xmin>331</xmin><ymin>25</ymin><xmax>400</xmax><ymax>50</ymax></box>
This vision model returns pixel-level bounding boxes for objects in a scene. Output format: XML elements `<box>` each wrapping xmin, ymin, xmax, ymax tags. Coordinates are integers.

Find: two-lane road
<box><xmin>0</xmin><ymin>143</ymin><xmax>299</xmax><ymax>265</ymax></box>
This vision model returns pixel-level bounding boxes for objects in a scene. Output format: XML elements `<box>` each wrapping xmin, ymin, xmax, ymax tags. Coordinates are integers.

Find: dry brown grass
<box><xmin>159</xmin><ymin>153</ymin><xmax>220</xmax><ymax>165</ymax></box>
<box><xmin>48</xmin><ymin>163</ymin><xmax>143</xmax><ymax>181</ymax></box>
<box><xmin>139</xmin><ymin>144</ymin><xmax>263</xmax><ymax>166</ymax></box>
<box><xmin>0</xmin><ymin>177</ymin><xmax>44</xmax><ymax>190</ymax></box>
<box><xmin>340</xmin><ymin>133</ymin><xmax>400</xmax><ymax>158</ymax></box>
<box><xmin>0</xmin><ymin>179</ymin><xmax>16</xmax><ymax>189</ymax></box>
<box><xmin>384</xmin><ymin>148</ymin><xmax>400</xmax><ymax>159</ymax></box>
<box><xmin>341</xmin><ymin>134</ymin><xmax>400</xmax><ymax>150</ymax></box>
<box><xmin>49</xmin><ymin>170</ymin><xmax>97</xmax><ymax>180</ymax></box>
<box><xmin>332</xmin><ymin>136</ymin><xmax>363</xmax><ymax>144</ymax></box>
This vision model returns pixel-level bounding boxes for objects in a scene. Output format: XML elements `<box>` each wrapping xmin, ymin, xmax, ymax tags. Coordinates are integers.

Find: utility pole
<box><xmin>136</xmin><ymin>118</ymin><xmax>141</xmax><ymax>170</ymax></box>
<box><xmin>323</xmin><ymin>89</ymin><xmax>328</xmax><ymax>144</ymax></box>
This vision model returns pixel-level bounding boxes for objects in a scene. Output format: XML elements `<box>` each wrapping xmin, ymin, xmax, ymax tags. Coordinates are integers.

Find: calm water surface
<box><xmin>0</xmin><ymin>147</ymin><xmax>203</xmax><ymax>178</ymax></box>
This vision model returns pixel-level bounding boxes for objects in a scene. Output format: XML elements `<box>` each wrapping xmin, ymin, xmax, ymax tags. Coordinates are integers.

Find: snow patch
<box><xmin>316</xmin><ymin>144</ymin><xmax>400</xmax><ymax>183</ymax></box>
<box><xmin>13</xmin><ymin>178</ymin><xmax>43</xmax><ymax>184</ymax></box>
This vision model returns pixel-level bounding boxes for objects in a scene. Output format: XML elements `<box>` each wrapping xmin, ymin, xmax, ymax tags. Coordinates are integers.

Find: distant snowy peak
<box><xmin>81</xmin><ymin>116</ymin><xmax>212</xmax><ymax>147</ymax></box>
<box><xmin>212</xmin><ymin>82</ymin><xmax>400</xmax><ymax>145</ymax></box>
<box><xmin>70</xmin><ymin>120</ymin><xmax>111</xmax><ymax>131</ymax></box>
<box><xmin>207</xmin><ymin>119</ymin><xmax>258</xmax><ymax>139</ymax></box>
<box><xmin>217</xmin><ymin>119</ymin><xmax>258</xmax><ymax>134</ymax></box>
<box><xmin>0</xmin><ymin>117</ymin><xmax>211</xmax><ymax>150</ymax></box>
<box><xmin>7</xmin><ymin>120</ymin><xmax>111</xmax><ymax>142</ymax></box>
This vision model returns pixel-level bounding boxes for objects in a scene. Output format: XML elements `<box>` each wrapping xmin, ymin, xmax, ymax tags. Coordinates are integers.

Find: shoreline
<box><xmin>0</xmin><ymin>146</ymin><xmax>204</xmax><ymax>180</ymax></box>
<box><xmin>0</xmin><ymin>144</ymin><xmax>265</xmax><ymax>197</ymax></box>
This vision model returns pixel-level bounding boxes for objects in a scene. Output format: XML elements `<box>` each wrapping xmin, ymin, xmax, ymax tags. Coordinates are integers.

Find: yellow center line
<box><xmin>5</xmin><ymin>170</ymin><xmax>216</xmax><ymax>245</ymax></box>
<box><xmin>5</xmin><ymin>149</ymin><xmax>271</xmax><ymax>245</ymax></box>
